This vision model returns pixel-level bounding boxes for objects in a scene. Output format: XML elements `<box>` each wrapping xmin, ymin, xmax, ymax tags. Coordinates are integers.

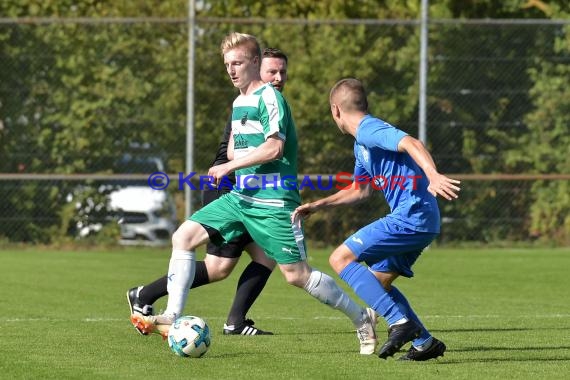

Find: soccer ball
<box><xmin>167</xmin><ymin>316</ymin><xmax>211</xmax><ymax>358</ymax></box>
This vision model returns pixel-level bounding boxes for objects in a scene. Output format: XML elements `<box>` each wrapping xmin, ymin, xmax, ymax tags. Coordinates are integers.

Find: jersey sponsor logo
<box><xmin>234</xmin><ymin>134</ymin><xmax>248</xmax><ymax>150</ymax></box>
<box><xmin>240</xmin><ymin>112</ymin><xmax>248</xmax><ymax>126</ymax></box>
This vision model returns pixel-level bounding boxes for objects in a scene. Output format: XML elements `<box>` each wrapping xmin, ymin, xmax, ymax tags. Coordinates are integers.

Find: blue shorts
<box><xmin>343</xmin><ymin>217</ymin><xmax>438</xmax><ymax>278</ymax></box>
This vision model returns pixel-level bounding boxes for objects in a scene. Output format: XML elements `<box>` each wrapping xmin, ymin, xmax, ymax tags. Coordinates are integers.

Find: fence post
<box><xmin>418</xmin><ymin>0</ymin><xmax>429</xmax><ymax>144</ymax></box>
<box><xmin>185</xmin><ymin>0</ymin><xmax>196</xmax><ymax>218</ymax></box>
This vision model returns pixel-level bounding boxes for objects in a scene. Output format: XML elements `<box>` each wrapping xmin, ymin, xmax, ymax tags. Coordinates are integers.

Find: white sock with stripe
<box><xmin>164</xmin><ymin>249</ymin><xmax>195</xmax><ymax>317</ymax></box>
<box><xmin>304</xmin><ymin>270</ymin><xmax>364</xmax><ymax>327</ymax></box>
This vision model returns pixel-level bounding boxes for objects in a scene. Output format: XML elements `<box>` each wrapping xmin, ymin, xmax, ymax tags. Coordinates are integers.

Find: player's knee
<box><xmin>207</xmin><ymin>267</ymin><xmax>232</xmax><ymax>282</ymax></box>
<box><xmin>253</xmin><ymin>256</ymin><xmax>276</xmax><ymax>271</ymax></box>
<box><xmin>279</xmin><ymin>263</ymin><xmax>311</xmax><ymax>288</ymax></box>
<box><xmin>246</xmin><ymin>245</ymin><xmax>276</xmax><ymax>270</ymax></box>
<box><xmin>204</xmin><ymin>257</ymin><xmax>236</xmax><ymax>282</ymax></box>
<box><xmin>279</xmin><ymin>269</ymin><xmax>304</xmax><ymax>287</ymax></box>
<box><xmin>171</xmin><ymin>222</ymin><xmax>198</xmax><ymax>249</ymax></box>
<box><xmin>284</xmin><ymin>275</ymin><xmax>304</xmax><ymax>288</ymax></box>
<box><xmin>379</xmin><ymin>277</ymin><xmax>392</xmax><ymax>291</ymax></box>
<box><xmin>171</xmin><ymin>221</ymin><xmax>209</xmax><ymax>250</ymax></box>
<box><xmin>374</xmin><ymin>271</ymin><xmax>398</xmax><ymax>291</ymax></box>
<box><xmin>329</xmin><ymin>247</ymin><xmax>354</xmax><ymax>274</ymax></box>
<box><xmin>206</xmin><ymin>262</ymin><xmax>234</xmax><ymax>282</ymax></box>
<box><xmin>171</xmin><ymin>228</ymin><xmax>188</xmax><ymax>248</ymax></box>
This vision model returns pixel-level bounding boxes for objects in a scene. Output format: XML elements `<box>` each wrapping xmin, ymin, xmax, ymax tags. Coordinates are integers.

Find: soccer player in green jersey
<box><xmin>127</xmin><ymin>48</ymin><xmax>289</xmax><ymax>336</ymax></box>
<box><xmin>131</xmin><ymin>32</ymin><xmax>378</xmax><ymax>355</ymax></box>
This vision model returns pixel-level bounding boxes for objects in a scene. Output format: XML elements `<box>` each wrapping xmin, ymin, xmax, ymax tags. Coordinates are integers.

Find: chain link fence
<box><xmin>0</xmin><ymin>17</ymin><xmax>568</xmax><ymax>246</ymax></box>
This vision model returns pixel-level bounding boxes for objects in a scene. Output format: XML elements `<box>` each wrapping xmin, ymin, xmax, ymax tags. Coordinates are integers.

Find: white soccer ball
<box><xmin>167</xmin><ymin>316</ymin><xmax>211</xmax><ymax>358</ymax></box>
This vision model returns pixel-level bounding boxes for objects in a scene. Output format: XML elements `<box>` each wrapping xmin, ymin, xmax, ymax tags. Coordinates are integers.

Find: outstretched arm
<box><xmin>398</xmin><ymin>136</ymin><xmax>460</xmax><ymax>200</ymax></box>
<box><xmin>291</xmin><ymin>182</ymin><xmax>372</xmax><ymax>223</ymax></box>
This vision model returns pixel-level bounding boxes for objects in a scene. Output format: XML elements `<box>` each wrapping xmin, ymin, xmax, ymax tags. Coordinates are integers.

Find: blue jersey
<box><xmin>353</xmin><ymin>115</ymin><xmax>440</xmax><ymax>233</ymax></box>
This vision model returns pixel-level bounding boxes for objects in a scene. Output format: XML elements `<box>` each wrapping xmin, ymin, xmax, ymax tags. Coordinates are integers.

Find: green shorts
<box><xmin>189</xmin><ymin>193</ymin><xmax>307</xmax><ymax>264</ymax></box>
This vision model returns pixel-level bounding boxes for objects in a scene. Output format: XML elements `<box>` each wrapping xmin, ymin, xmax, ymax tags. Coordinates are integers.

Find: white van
<box><xmin>110</xmin><ymin>186</ymin><xmax>178</xmax><ymax>246</ymax></box>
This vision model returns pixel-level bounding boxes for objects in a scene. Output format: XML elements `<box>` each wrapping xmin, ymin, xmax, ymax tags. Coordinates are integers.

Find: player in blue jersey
<box><xmin>292</xmin><ymin>78</ymin><xmax>460</xmax><ymax>361</ymax></box>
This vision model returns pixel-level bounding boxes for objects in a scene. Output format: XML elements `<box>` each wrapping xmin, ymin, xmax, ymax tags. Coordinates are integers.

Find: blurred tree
<box><xmin>0</xmin><ymin>0</ymin><xmax>568</xmax><ymax>244</ymax></box>
<box><xmin>425</xmin><ymin>1</ymin><xmax>569</xmax><ymax>243</ymax></box>
<box><xmin>0</xmin><ymin>0</ymin><xmax>188</xmax><ymax>242</ymax></box>
<box><xmin>506</xmin><ymin>13</ymin><xmax>570</xmax><ymax>244</ymax></box>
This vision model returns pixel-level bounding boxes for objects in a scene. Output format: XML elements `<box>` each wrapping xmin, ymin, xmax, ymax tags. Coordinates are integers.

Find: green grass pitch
<box><xmin>1</xmin><ymin>246</ymin><xmax>569</xmax><ymax>379</ymax></box>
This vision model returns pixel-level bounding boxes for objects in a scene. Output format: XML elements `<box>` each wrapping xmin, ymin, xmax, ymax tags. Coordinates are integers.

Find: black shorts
<box><xmin>201</xmin><ymin>189</ymin><xmax>254</xmax><ymax>258</ymax></box>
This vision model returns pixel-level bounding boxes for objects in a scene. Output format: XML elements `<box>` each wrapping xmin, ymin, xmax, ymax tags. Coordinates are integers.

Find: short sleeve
<box><xmin>259</xmin><ymin>86</ymin><xmax>286</xmax><ymax>140</ymax></box>
<box><xmin>357</xmin><ymin>119</ymin><xmax>408</xmax><ymax>152</ymax></box>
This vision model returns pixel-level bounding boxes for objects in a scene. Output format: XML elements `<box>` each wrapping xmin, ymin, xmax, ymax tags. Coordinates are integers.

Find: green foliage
<box><xmin>0</xmin><ymin>181</ymin><xmax>67</xmax><ymax>243</ymax></box>
<box><xmin>0</xmin><ymin>1</ymin><xmax>188</xmax><ymax>174</ymax></box>
<box><xmin>422</xmin><ymin>4</ymin><xmax>570</xmax><ymax>245</ymax></box>
<box><xmin>505</xmin><ymin>20</ymin><xmax>570</xmax><ymax>243</ymax></box>
<box><xmin>0</xmin><ymin>0</ymin><xmax>569</xmax><ymax>244</ymax></box>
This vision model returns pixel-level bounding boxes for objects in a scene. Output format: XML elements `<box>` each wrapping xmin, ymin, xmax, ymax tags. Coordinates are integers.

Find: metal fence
<box><xmin>0</xmin><ymin>17</ymin><xmax>569</xmax><ymax>246</ymax></box>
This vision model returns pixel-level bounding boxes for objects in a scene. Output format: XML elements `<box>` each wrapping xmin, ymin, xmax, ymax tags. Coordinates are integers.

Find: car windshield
<box><xmin>116</xmin><ymin>154</ymin><xmax>164</xmax><ymax>173</ymax></box>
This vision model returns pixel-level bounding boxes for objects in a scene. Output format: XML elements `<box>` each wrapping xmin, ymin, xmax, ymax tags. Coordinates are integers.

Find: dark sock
<box><xmin>138</xmin><ymin>276</ymin><xmax>168</xmax><ymax>305</ymax></box>
<box><xmin>138</xmin><ymin>261</ymin><xmax>209</xmax><ymax>305</ymax></box>
<box><xmin>190</xmin><ymin>260</ymin><xmax>209</xmax><ymax>289</ymax></box>
<box><xmin>226</xmin><ymin>261</ymin><xmax>272</xmax><ymax>326</ymax></box>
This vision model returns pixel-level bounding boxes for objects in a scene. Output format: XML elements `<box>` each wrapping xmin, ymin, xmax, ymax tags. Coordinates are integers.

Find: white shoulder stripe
<box><xmin>260</xmin><ymin>87</ymin><xmax>281</xmax><ymax>138</ymax></box>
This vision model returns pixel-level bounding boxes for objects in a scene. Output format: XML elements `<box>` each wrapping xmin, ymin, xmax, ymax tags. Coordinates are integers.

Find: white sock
<box><xmin>414</xmin><ymin>337</ymin><xmax>433</xmax><ymax>351</ymax></box>
<box><xmin>303</xmin><ymin>270</ymin><xmax>363</xmax><ymax>327</ymax></box>
<box><xmin>390</xmin><ymin>317</ymin><xmax>409</xmax><ymax>327</ymax></box>
<box><xmin>164</xmin><ymin>249</ymin><xmax>195</xmax><ymax>317</ymax></box>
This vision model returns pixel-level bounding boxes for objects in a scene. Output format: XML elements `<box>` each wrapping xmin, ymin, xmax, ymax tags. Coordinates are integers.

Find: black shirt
<box><xmin>208</xmin><ymin>115</ymin><xmax>235</xmax><ymax>191</ymax></box>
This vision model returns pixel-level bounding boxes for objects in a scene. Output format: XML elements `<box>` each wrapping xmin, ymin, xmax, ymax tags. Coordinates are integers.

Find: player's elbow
<box><xmin>264</xmin><ymin>142</ymin><xmax>284</xmax><ymax>161</ymax></box>
<box><xmin>398</xmin><ymin>135</ymin><xmax>424</xmax><ymax>153</ymax></box>
<box><xmin>269</xmin><ymin>145</ymin><xmax>284</xmax><ymax>160</ymax></box>
<box><xmin>264</xmin><ymin>135</ymin><xmax>285</xmax><ymax>161</ymax></box>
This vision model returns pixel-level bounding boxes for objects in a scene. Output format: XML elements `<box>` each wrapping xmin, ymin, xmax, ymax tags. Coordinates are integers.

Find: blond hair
<box><xmin>220</xmin><ymin>32</ymin><xmax>261</xmax><ymax>60</ymax></box>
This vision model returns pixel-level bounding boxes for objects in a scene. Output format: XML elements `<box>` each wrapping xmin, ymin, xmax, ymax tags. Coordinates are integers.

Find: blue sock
<box><xmin>389</xmin><ymin>286</ymin><xmax>431</xmax><ymax>346</ymax></box>
<box><xmin>339</xmin><ymin>262</ymin><xmax>404</xmax><ymax>325</ymax></box>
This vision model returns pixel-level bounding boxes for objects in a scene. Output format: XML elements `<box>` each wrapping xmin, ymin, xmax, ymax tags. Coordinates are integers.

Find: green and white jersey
<box><xmin>230</xmin><ymin>83</ymin><xmax>300</xmax><ymax>209</ymax></box>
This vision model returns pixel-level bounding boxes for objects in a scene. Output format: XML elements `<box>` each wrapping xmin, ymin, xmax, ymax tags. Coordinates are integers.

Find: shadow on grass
<box><xmin>431</xmin><ymin>344</ymin><xmax>570</xmax><ymax>364</ymax></box>
<box><xmin>437</xmin><ymin>356</ymin><xmax>570</xmax><ymax>364</ymax></box>
<box><xmin>209</xmin><ymin>347</ymin><xmax>358</xmax><ymax>358</ymax></box>
<box><xmin>273</xmin><ymin>329</ymin><xmax>359</xmax><ymax>336</ymax></box>
<box><xmin>450</xmin><ymin>345</ymin><xmax>570</xmax><ymax>353</ymax></box>
<box><xmin>275</xmin><ymin>326</ymin><xmax>570</xmax><ymax>336</ymax></box>
<box><xmin>431</xmin><ymin>326</ymin><xmax>570</xmax><ymax>333</ymax></box>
